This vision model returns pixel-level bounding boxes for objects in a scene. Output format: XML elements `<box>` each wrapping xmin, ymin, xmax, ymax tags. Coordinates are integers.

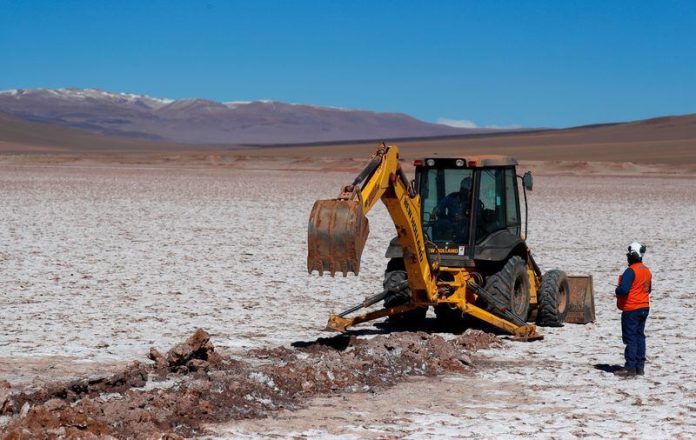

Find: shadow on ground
<box><xmin>593</xmin><ymin>363</ymin><xmax>624</xmax><ymax>373</ymax></box>
<box><xmin>290</xmin><ymin>317</ymin><xmax>511</xmax><ymax>351</ymax></box>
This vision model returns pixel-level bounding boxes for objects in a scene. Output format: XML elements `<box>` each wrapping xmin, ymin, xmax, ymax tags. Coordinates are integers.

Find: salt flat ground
<box><xmin>1</xmin><ymin>163</ymin><xmax>695</xmax><ymax>438</ymax></box>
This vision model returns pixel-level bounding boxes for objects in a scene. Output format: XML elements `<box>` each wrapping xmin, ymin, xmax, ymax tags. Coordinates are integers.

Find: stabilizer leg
<box><xmin>326</xmin><ymin>303</ymin><xmax>420</xmax><ymax>332</ymax></box>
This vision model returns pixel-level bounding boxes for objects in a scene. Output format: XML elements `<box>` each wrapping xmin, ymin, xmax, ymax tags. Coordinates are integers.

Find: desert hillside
<box><xmin>245</xmin><ymin>114</ymin><xmax>696</xmax><ymax>164</ymax></box>
<box><xmin>2</xmin><ymin>110</ymin><xmax>694</xmax><ymax>165</ymax></box>
<box><xmin>0</xmin><ymin>112</ymin><xmax>193</xmax><ymax>153</ymax></box>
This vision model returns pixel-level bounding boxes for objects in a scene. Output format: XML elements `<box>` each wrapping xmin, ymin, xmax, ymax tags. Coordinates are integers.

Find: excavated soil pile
<box><xmin>1</xmin><ymin>329</ymin><xmax>499</xmax><ymax>439</ymax></box>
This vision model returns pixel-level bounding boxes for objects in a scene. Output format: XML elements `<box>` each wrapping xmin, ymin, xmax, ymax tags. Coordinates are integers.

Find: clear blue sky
<box><xmin>1</xmin><ymin>0</ymin><xmax>694</xmax><ymax>128</ymax></box>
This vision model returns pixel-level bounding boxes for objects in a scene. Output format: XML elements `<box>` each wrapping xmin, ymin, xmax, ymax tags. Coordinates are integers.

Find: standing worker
<box><xmin>614</xmin><ymin>242</ymin><xmax>652</xmax><ymax>377</ymax></box>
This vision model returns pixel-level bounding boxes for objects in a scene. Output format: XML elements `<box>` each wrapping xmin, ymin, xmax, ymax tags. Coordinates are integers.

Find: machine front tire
<box><xmin>536</xmin><ymin>270</ymin><xmax>570</xmax><ymax>327</ymax></box>
<box><xmin>383</xmin><ymin>259</ymin><xmax>427</xmax><ymax>326</ymax></box>
<box><xmin>483</xmin><ymin>255</ymin><xmax>531</xmax><ymax>321</ymax></box>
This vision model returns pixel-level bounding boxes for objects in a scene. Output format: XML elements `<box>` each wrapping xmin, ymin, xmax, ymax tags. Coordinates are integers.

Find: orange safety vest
<box><xmin>617</xmin><ymin>263</ymin><xmax>652</xmax><ymax>311</ymax></box>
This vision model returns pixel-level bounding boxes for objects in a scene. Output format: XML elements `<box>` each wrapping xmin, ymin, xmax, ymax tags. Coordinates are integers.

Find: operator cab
<box><xmin>413</xmin><ymin>155</ymin><xmax>527</xmax><ymax>267</ymax></box>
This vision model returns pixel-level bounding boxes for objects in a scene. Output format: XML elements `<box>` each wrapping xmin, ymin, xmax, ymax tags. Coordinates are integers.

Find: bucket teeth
<box><xmin>307</xmin><ymin>199</ymin><xmax>369</xmax><ymax>277</ymax></box>
<box><xmin>307</xmin><ymin>259</ymin><xmax>358</xmax><ymax>277</ymax></box>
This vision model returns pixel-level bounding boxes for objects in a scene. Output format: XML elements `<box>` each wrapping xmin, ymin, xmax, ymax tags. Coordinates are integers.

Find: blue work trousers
<box><xmin>621</xmin><ymin>308</ymin><xmax>649</xmax><ymax>370</ymax></box>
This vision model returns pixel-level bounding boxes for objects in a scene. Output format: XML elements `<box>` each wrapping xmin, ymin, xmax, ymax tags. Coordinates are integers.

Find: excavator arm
<box><xmin>307</xmin><ymin>144</ymin><xmax>438</xmax><ymax>329</ymax></box>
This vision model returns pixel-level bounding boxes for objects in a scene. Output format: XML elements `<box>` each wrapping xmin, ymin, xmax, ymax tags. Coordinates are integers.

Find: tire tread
<box><xmin>484</xmin><ymin>256</ymin><xmax>531</xmax><ymax>320</ymax></box>
<box><xmin>536</xmin><ymin>269</ymin><xmax>569</xmax><ymax>327</ymax></box>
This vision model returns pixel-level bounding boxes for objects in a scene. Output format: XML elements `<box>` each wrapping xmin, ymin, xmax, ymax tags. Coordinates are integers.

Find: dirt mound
<box><xmin>1</xmin><ymin>329</ymin><xmax>499</xmax><ymax>438</ymax></box>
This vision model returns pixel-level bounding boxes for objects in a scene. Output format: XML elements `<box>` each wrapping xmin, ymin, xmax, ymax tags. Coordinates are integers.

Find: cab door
<box><xmin>471</xmin><ymin>167</ymin><xmax>523</xmax><ymax>261</ymax></box>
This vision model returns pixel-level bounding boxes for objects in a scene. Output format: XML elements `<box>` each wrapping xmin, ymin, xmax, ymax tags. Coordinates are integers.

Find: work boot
<box><xmin>614</xmin><ymin>367</ymin><xmax>637</xmax><ymax>377</ymax></box>
<box><xmin>636</xmin><ymin>367</ymin><xmax>645</xmax><ymax>376</ymax></box>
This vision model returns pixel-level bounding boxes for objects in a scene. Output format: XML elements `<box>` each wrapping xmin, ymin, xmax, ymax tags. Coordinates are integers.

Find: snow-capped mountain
<box><xmin>1</xmin><ymin>88</ymin><xmax>173</xmax><ymax>109</ymax></box>
<box><xmin>0</xmin><ymin>88</ymin><xmax>484</xmax><ymax>144</ymax></box>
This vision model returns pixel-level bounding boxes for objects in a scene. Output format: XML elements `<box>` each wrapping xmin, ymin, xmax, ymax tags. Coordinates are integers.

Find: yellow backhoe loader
<box><xmin>307</xmin><ymin>144</ymin><xmax>594</xmax><ymax>340</ymax></box>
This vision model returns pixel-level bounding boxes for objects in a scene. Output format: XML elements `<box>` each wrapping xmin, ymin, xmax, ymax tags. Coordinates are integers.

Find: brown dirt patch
<box><xmin>1</xmin><ymin>329</ymin><xmax>499</xmax><ymax>439</ymax></box>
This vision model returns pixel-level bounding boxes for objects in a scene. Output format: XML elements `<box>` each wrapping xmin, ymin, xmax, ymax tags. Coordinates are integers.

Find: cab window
<box><xmin>475</xmin><ymin>168</ymin><xmax>507</xmax><ymax>243</ymax></box>
<box><xmin>505</xmin><ymin>168</ymin><xmax>520</xmax><ymax>235</ymax></box>
<box><xmin>475</xmin><ymin>167</ymin><xmax>521</xmax><ymax>243</ymax></box>
<box><xmin>420</xmin><ymin>167</ymin><xmax>474</xmax><ymax>244</ymax></box>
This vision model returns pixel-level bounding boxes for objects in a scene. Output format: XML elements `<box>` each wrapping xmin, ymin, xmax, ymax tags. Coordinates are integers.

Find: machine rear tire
<box><xmin>483</xmin><ymin>255</ymin><xmax>531</xmax><ymax>321</ymax></box>
<box><xmin>383</xmin><ymin>259</ymin><xmax>427</xmax><ymax>325</ymax></box>
<box><xmin>536</xmin><ymin>270</ymin><xmax>570</xmax><ymax>327</ymax></box>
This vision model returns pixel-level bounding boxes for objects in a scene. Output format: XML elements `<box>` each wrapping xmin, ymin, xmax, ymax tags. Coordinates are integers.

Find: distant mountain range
<box><xmin>0</xmin><ymin>88</ymin><xmax>490</xmax><ymax>145</ymax></box>
<box><xmin>1</xmin><ymin>94</ymin><xmax>693</xmax><ymax>163</ymax></box>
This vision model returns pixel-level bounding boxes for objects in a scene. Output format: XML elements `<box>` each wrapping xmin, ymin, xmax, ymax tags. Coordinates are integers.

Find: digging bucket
<box><xmin>566</xmin><ymin>275</ymin><xmax>595</xmax><ymax>324</ymax></box>
<box><xmin>307</xmin><ymin>198</ymin><xmax>369</xmax><ymax>276</ymax></box>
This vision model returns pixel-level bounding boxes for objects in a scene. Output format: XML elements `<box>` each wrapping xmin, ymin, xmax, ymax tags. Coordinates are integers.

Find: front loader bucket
<box><xmin>566</xmin><ymin>275</ymin><xmax>596</xmax><ymax>324</ymax></box>
<box><xmin>307</xmin><ymin>199</ymin><xmax>369</xmax><ymax>276</ymax></box>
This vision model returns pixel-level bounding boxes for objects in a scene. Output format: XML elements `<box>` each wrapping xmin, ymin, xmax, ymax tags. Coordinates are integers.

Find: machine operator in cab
<box><xmin>613</xmin><ymin>242</ymin><xmax>652</xmax><ymax>377</ymax></box>
<box><xmin>431</xmin><ymin>177</ymin><xmax>473</xmax><ymax>243</ymax></box>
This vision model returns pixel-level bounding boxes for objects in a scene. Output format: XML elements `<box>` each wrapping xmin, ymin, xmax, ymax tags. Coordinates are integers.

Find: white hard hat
<box><xmin>627</xmin><ymin>241</ymin><xmax>646</xmax><ymax>257</ymax></box>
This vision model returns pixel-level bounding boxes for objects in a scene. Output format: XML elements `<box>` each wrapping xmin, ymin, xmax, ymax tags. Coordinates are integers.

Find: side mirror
<box><xmin>523</xmin><ymin>171</ymin><xmax>533</xmax><ymax>191</ymax></box>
